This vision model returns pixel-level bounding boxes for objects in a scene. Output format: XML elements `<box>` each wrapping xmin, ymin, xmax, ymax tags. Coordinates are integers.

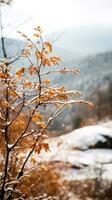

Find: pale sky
<box><xmin>2</xmin><ymin>0</ymin><xmax>112</xmax><ymax>38</ymax></box>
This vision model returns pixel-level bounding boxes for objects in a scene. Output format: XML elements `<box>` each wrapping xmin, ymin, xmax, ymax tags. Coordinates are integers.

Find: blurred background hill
<box><xmin>0</xmin><ymin>25</ymin><xmax>112</xmax><ymax>132</ymax></box>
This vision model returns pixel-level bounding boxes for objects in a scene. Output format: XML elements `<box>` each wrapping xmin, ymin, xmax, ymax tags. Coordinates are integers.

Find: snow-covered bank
<box><xmin>35</xmin><ymin>121</ymin><xmax>112</xmax><ymax>180</ymax></box>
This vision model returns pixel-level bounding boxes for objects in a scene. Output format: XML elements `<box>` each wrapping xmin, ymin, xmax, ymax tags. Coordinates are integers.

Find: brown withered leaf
<box><xmin>44</xmin><ymin>42</ymin><xmax>52</xmax><ymax>52</ymax></box>
<box><xmin>42</xmin><ymin>79</ymin><xmax>50</xmax><ymax>85</ymax></box>
<box><xmin>32</xmin><ymin>113</ymin><xmax>43</xmax><ymax>122</ymax></box>
<box><xmin>15</xmin><ymin>67</ymin><xmax>25</xmax><ymax>79</ymax></box>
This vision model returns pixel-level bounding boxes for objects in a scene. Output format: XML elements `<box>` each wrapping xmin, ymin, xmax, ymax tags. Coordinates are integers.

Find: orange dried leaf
<box><xmin>2</xmin><ymin>99</ymin><xmax>10</xmax><ymax>108</ymax></box>
<box><xmin>34</xmin><ymin>26</ymin><xmax>42</xmax><ymax>33</ymax></box>
<box><xmin>9</xmin><ymin>89</ymin><xmax>17</xmax><ymax>98</ymax></box>
<box><xmin>0</xmin><ymin>72</ymin><xmax>6</xmax><ymax>79</ymax></box>
<box><xmin>48</xmin><ymin>88</ymin><xmax>55</xmax><ymax>96</ymax></box>
<box><xmin>32</xmin><ymin>113</ymin><xmax>43</xmax><ymax>122</ymax></box>
<box><xmin>43</xmin><ymin>58</ymin><xmax>51</xmax><ymax>66</ymax></box>
<box><xmin>31</xmin><ymin>157</ymin><xmax>36</xmax><ymax>165</ymax></box>
<box><xmin>22</xmin><ymin>49</ymin><xmax>30</xmax><ymax>57</ymax></box>
<box><xmin>16</xmin><ymin>67</ymin><xmax>25</xmax><ymax>78</ymax></box>
<box><xmin>39</xmin><ymin>165</ymin><xmax>48</xmax><ymax>172</ymax></box>
<box><xmin>24</xmin><ymin>79</ymin><xmax>32</xmax><ymax>88</ymax></box>
<box><xmin>42</xmin><ymin>143</ymin><xmax>49</xmax><ymax>152</ymax></box>
<box><xmin>43</xmin><ymin>79</ymin><xmax>50</xmax><ymax>85</ymax></box>
<box><xmin>44</xmin><ymin>42</ymin><xmax>52</xmax><ymax>52</ymax></box>
<box><xmin>35</xmin><ymin>144</ymin><xmax>42</xmax><ymax>154</ymax></box>
<box><xmin>29</xmin><ymin>65</ymin><xmax>34</xmax><ymax>75</ymax></box>
<box><xmin>19</xmin><ymin>32</ymin><xmax>28</xmax><ymax>39</ymax></box>
<box><xmin>35</xmin><ymin>143</ymin><xmax>49</xmax><ymax>154</ymax></box>
<box><xmin>35</xmin><ymin>50</ymin><xmax>43</xmax><ymax>59</ymax></box>
<box><xmin>50</xmin><ymin>56</ymin><xmax>61</xmax><ymax>65</ymax></box>
<box><xmin>37</xmin><ymin>121</ymin><xmax>47</xmax><ymax>129</ymax></box>
<box><xmin>33</xmin><ymin>33</ymin><xmax>40</xmax><ymax>38</ymax></box>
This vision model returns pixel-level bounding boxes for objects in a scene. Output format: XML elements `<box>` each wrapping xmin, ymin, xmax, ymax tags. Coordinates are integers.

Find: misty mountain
<box><xmin>54</xmin><ymin>51</ymin><xmax>112</xmax><ymax>97</ymax></box>
<box><xmin>0</xmin><ymin>26</ymin><xmax>112</xmax><ymax>97</ymax></box>
<box><xmin>0</xmin><ymin>38</ymin><xmax>24</xmax><ymax>59</ymax></box>
<box><xmin>1</xmin><ymin>26</ymin><xmax>112</xmax><ymax>61</ymax></box>
<box><xmin>52</xmin><ymin>26</ymin><xmax>112</xmax><ymax>59</ymax></box>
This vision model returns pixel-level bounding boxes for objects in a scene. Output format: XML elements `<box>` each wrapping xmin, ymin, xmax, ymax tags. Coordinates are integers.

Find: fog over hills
<box><xmin>52</xmin><ymin>26</ymin><xmax>112</xmax><ymax>59</ymax></box>
<box><xmin>54</xmin><ymin>51</ymin><xmax>112</xmax><ymax>96</ymax></box>
<box><xmin>0</xmin><ymin>26</ymin><xmax>112</xmax><ymax>96</ymax></box>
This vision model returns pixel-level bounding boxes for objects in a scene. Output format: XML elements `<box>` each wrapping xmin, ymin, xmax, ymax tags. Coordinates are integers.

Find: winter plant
<box><xmin>0</xmin><ymin>25</ymin><xmax>93</xmax><ymax>199</ymax></box>
<box><xmin>0</xmin><ymin>1</ymin><xmax>93</xmax><ymax>199</ymax></box>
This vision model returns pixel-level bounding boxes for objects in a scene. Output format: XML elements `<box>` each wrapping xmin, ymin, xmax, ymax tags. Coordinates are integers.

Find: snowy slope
<box><xmin>33</xmin><ymin>122</ymin><xmax>112</xmax><ymax>180</ymax></box>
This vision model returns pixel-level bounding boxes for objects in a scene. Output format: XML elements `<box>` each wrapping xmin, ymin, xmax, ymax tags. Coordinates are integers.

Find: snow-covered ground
<box><xmin>33</xmin><ymin>121</ymin><xmax>112</xmax><ymax>181</ymax></box>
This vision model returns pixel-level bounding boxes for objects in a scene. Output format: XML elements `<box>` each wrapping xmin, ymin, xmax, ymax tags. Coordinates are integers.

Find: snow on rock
<box><xmin>35</xmin><ymin>121</ymin><xmax>112</xmax><ymax>180</ymax></box>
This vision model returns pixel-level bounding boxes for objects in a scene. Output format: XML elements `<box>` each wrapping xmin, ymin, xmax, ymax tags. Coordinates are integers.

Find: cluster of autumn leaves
<box><xmin>0</xmin><ymin>26</ymin><xmax>93</xmax><ymax>199</ymax></box>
